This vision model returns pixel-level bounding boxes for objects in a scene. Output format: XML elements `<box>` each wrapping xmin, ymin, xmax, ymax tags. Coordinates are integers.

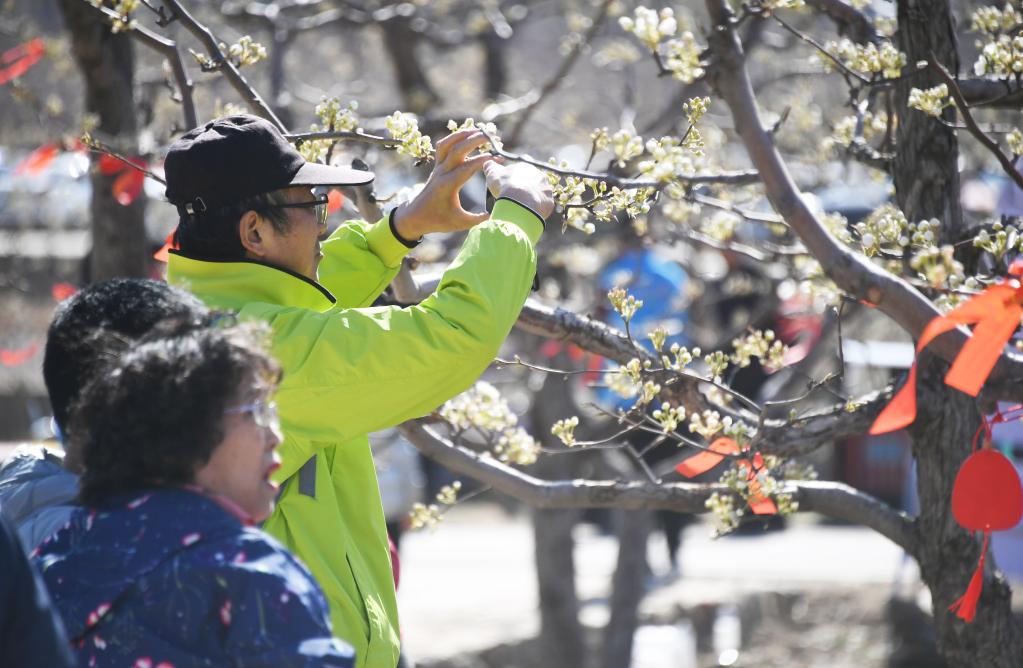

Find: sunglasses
<box><xmin>260</xmin><ymin>193</ymin><xmax>329</xmax><ymax>228</ymax></box>
<box><xmin>224</xmin><ymin>399</ymin><xmax>280</xmax><ymax>431</ymax></box>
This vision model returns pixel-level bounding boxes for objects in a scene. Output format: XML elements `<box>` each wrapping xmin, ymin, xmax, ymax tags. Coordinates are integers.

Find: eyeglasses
<box><xmin>224</xmin><ymin>399</ymin><xmax>280</xmax><ymax>431</ymax></box>
<box><xmin>260</xmin><ymin>193</ymin><xmax>329</xmax><ymax>228</ymax></box>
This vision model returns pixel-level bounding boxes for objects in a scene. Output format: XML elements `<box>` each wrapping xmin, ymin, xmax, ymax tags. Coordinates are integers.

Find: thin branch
<box><xmin>932</xmin><ymin>60</ymin><xmax>1023</xmax><ymax>192</ymax></box>
<box><xmin>399</xmin><ymin>421</ymin><xmax>917</xmax><ymax>555</ymax></box>
<box><xmin>285</xmin><ymin>129</ymin><xmax>402</xmax><ymax>149</ymax></box>
<box><xmin>83</xmin><ymin>140</ymin><xmax>167</xmax><ymax>185</ymax></box>
<box><xmin>162</xmin><ymin>0</ymin><xmax>285</xmax><ymax>130</ymax></box>
<box><xmin>804</xmin><ymin>0</ymin><xmax>881</xmax><ymax>45</ymax></box>
<box><xmin>82</xmin><ymin>1</ymin><xmax>196</xmax><ymax>128</ymax></box>
<box><xmin>506</xmin><ymin>0</ymin><xmax>615</xmax><ymax>146</ymax></box>
<box><xmin>479</xmin><ymin>126</ymin><xmax>760</xmax><ymax>189</ymax></box>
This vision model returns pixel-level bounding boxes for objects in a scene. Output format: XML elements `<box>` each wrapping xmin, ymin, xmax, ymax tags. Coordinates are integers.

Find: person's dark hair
<box><xmin>43</xmin><ymin>279</ymin><xmax>212</xmax><ymax>437</ymax></box>
<box><xmin>174</xmin><ymin>189</ymin><xmax>292</xmax><ymax>260</ymax></box>
<box><xmin>71</xmin><ymin>321</ymin><xmax>280</xmax><ymax>507</ymax></box>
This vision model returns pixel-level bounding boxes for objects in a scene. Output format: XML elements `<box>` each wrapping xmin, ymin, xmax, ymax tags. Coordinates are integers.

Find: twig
<box><xmin>285</xmin><ymin>129</ymin><xmax>403</xmax><ymax>149</ymax></box>
<box><xmin>506</xmin><ymin>0</ymin><xmax>615</xmax><ymax>146</ymax></box>
<box><xmin>83</xmin><ymin>140</ymin><xmax>166</xmax><ymax>185</ymax></box>
<box><xmin>81</xmin><ymin>0</ymin><xmax>196</xmax><ymax>128</ymax></box>
<box><xmin>162</xmin><ymin>0</ymin><xmax>285</xmax><ymax>131</ymax></box>
<box><xmin>479</xmin><ymin>126</ymin><xmax>760</xmax><ymax>189</ymax></box>
<box><xmin>932</xmin><ymin>59</ymin><xmax>1023</xmax><ymax>192</ymax></box>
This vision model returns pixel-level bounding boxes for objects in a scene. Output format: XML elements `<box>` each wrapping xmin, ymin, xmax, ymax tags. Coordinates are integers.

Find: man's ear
<box><xmin>238</xmin><ymin>210</ymin><xmax>267</xmax><ymax>258</ymax></box>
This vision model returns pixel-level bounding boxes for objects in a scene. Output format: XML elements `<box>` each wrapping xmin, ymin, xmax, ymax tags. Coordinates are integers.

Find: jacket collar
<box><xmin>166</xmin><ymin>250</ymin><xmax>336</xmax><ymax>312</ymax></box>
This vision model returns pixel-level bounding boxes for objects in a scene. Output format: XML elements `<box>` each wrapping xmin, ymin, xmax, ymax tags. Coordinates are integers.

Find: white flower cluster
<box><xmin>551</xmin><ymin>416</ymin><xmax>580</xmax><ymax>447</ymax></box>
<box><xmin>759</xmin><ymin>0</ymin><xmax>805</xmax><ymax>8</ymax></box>
<box><xmin>589</xmin><ymin>128</ymin><xmax>645</xmax><ymax>167</ymax></box>
<box><xmin>440</xmin><ymin>381</ymin><xmax>517</xmax><ymax>431</ymax></box>
<box><xmin>386</xmin><ymin>112</ymin><xmax>434</xmax><ymax>161</ymax></box>
<box><xmin>852</xmin><ymin>204</ymin><xmax>914</xmax><ymax>257</ymax></box>
<box><xmin>699</xmin><ymin>212</ymin><xmax>741</xmax><ymax>243</ymax></box>
<box><xmin>316</xmin><ymin>98</ymin><xmax>360</xmax><ymax>132</ymax></box>
<box><xmin>683</xmin><ymin>96</ymin><xmax>711</xmax><ymax>125</ymax></box>
<box><xmin>971</xmin><ymin>4</ymin><xmax>1021</xmax><ymax>35</ymax></box>
<box><xmin>822</xmin><ymin>111</ymin><xmax>889</xmax><ymax>152</ymax></box>
<box><xmin>495</xmin><ymin>428</ymin><xmax>540</xmax><ymax>465</ymax></box>
<box><xmin>607</xmin><ymin>287</ymin><xmax>644</xmax><ymax>322</ymax></box>
<box><xmin>974</xmin><ymin>219</ymin><xmax>1023</xmax><ymax>262</ymax></box>
<box><xmin>689</xmin><ymin>409</ymin><xmax>730</xmax><ymax>440</ymax></box>
<box><xmin>1009</xmin><ymin>128</ymin><xmax>1023</xmax><ymax>155</ymax></box>
<box><xmin>638</xmin><ymin>136</ymin><xmax>697</xmax><ymax>182</ymax></box>
<box><xmin>661</xmin><ymin>32</ymin><xmax>706</xmax><ymax>83</ymax></box>
<box><xmin>440</xmin><ymin>382</ymin><xmax>540</xmax><ymax>466</ymax></box>
<box><xmin>974</xmin><ymin>35</ymin><xmax>1023</xmax><ymax>77</ymax></box>
<box><xmin>909</xmin><ymin>244</ymin><xmax>965</xmax><ymax>289</ymax></box>
<box><xmin>410</xmin><ymin>481</ymin><xmax>463</xmax><ymax>531</ymax></box>
<box><xmin>652</xmin><ymin>402</ymin><xmax>686</xmax><ymax>433</ymax></box>
<box><xmin>618</xmin><ymin>6</ymin><xmax>677</xmax><ymax>51</ymax></box>
<box><xmin>703</xmin><ymin>350</ymin><xmax>729</xmax><ymax>382</ymax></box>
<box><xmin>636</xmin><ymin>380</ymin><xmax>662</xmax><ymax>406</ymax></box>
<box><xmin>648</xmin><ymin>326</ymin><xmax>668</xmax><ymax>353</ymax></box>
<box><xmin>227</xmin><ymin>35</ymin><xmax>267</xmax><ymax>67</ymax></box>
<box><xmin>297</xmin><ymin>98</ymin><xmax>361</xmax><ymax>163</ymax></box>
<box><xmin>731</xmin><ymin>330</ymin><xmax>787</xmax><ymax>373</ymax></box>
<box><xmin>618</xmin><ymin>6</ymin><xmax>706</xmax><ymax>83</ymax></box>
<box><xmin>820</xmin><ymin>38</ymin><xmax>907</xmax><ymax>79</ymax></box>
<box><xmin>908</xmin><ymin>84</ymin><xmax>951</xmax><ymax>118</ymax></box>
<box><xmin>662</xmin><ymin>342</ymin><xmax>701</xmax><ymax>372</ymax></box>
<box><xmin>607</xmin><ymin>365</ymin><xmax>641</xmax><ymax>400</ymax></box>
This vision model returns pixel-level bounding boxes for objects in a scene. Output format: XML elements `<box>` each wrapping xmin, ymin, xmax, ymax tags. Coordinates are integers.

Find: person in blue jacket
<box><xmin>34</xmin><ymin>320</ymin><xmax>354</xmax><ymax>668</ymax></box>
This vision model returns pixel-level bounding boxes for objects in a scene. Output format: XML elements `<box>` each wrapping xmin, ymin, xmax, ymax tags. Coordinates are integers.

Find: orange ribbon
<box><xmin>871</xmin><ymin>269</ymin><xmax>1023</xmax><ymax>435</ymax></box>
<box><xmin>675</xmin><ymin>437</ymin><xmax>778</xmax><ymax>515</ymax></box>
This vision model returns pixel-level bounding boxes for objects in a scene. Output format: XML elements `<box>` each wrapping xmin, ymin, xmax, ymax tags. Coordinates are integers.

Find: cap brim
<box><xmin>290</xmin><ymin>161</ymin><xmax>374</xmax><ymax>187</ymax></box>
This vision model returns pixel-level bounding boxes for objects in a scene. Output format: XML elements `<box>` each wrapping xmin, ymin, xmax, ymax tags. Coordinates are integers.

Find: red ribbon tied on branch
<box><xmin>0</xmin><ymin>38</ymin><xmax>45</xmax><ymax>85</ymax></box>
<box><xmin>947</xmin><ymin>409</ymin><xmax>1023</xmax><ymax>623</ymax></box>
<box><xmin>674</xmin><ymin>437</ymin><xmax>778</xmax><ymax>515</ymax></box>
<box><xmin>871</xmin><ymin>263</ymin><xmax>1023</xmax><ymax>435</ymax></box>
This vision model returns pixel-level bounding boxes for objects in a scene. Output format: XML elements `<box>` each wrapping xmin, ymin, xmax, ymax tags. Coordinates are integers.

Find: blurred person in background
<box><xmin>34</xmin><ymin>321</ymin><xmax>355</xmax><ymax>668</ymax></box>
<box><xmin>0</xmin><ymin>278</ymin><xmax>212</xmax><ymax>551</ymax></box>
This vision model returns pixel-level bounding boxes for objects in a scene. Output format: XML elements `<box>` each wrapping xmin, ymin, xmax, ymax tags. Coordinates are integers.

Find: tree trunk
<box><xmin>58</xmin><ymin>0</ymin><xmax>147</xmax><ymax>281</ymax></box>
<box><xmin>530</xmin><ymin>369</ymin><xmax>587</xmax><ymax>667</ymax></box>
<box><xmin>894</xmin><ymin>0</ymin><xmax>963</xmax><ymax>242</ymax></box>
<box><xmin>895</xmin><ymin>3</ymin><xmax>1023</xmax><ymax>664</ymax></box>
<box><xmin>599</xmin><ymin>509</ymin><xmax>651</xmax><ymax>668</ymax></box>
<box><xmin>379</xmin><ymin>15</ymin><xmax>439</xmax><ymax>114</ymax></box>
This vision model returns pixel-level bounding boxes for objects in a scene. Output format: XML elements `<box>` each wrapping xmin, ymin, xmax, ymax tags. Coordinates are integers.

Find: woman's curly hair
<box><xmin>71</xmin><ymin>320</ymin><xmax>281</xmax><ymax>507</ymax></box>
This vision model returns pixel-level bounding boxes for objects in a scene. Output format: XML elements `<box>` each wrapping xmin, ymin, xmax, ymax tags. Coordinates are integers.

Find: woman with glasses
<box><xmin>33</xmin><ymin>321</ymin><xmax>355</xmax><ymax>668</ymax></box>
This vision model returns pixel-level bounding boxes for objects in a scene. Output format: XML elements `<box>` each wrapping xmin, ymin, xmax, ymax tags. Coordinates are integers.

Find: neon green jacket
<box><xmin>167</xmin><ymin>199</ymin><xmax>542</xmax><ymax>668</ymax></box>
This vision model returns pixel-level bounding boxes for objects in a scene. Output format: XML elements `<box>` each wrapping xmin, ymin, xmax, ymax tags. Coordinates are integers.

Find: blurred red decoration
<box><xmin>0</xmin><ymin>341</ymin><xmax>41</xmax><ymax>367</ymax></box>
<box><xmin>153</xmin><ymin>229</ymin><xmax>178</xmax><ymax>263</ymax></box>
<box><xmin>14</xmin><ymin>143</ymin><xmax>59</xmax><ymax>176</ymax></box>
<box><xmin>327</xmin><ymin>189</ymin><xmax>344</xmax><ymax>214</ymax></box>
<box><xmin>51</xmin><ymin>283</ymin><xmax>78</xmax><ymax>302</ymax></box>
<box><xmin>112</xmin><ymin>169</ymin><xmax>145</xmax><ymax>206</ymax></box>
<box><xmin>0</xmin><ymin>38</ymin><xmax>45</xmax><ymax>85</ymax></box>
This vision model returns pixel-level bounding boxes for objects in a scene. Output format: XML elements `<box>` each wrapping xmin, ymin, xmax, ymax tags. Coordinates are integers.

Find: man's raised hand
<box><xmin>392</xmin><ymin>130</ymin><xmax>497</xmax><ymax>241</ymax></box>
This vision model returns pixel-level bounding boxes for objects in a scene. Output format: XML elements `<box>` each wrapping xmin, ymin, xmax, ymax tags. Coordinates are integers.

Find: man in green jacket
<box><xmin>162</xmin><ymin>114</ymin><xmax>552</xmax><ymax>668</ymax></box>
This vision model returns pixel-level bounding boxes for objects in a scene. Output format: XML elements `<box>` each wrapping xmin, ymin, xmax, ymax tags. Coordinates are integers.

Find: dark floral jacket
<box><xmin>34</xmin><ymin>487</ymin><xmax>355</xmax><ymax>668</ymax></box>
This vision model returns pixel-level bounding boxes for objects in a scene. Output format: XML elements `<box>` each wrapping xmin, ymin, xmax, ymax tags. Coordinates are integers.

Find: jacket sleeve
<box><xmin>315</xmin><ymin>217</ymin><xmax>412</xmax><ymax>308</ymax></box>
<box><xmin>257</xmin><ymin>199</ymin><xmax>543</xmax><ymax>481</ymax></box>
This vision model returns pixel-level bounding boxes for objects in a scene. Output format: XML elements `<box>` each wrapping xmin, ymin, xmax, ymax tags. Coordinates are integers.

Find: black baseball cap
<box><xmin>164</xmin><ymin>114</ymin><xmax>373</xmax><ymax>211</ymax></box>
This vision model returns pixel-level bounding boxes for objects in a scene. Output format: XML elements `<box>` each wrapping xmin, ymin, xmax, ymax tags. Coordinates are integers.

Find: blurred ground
<box><xmin>396</xmin><ymin>501</ymin><xmax>940</xmax><ymax>668</ymax></box>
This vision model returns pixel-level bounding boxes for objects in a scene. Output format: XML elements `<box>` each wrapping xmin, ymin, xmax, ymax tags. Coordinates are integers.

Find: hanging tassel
<box><xmin>948</xmin><ymin>532</ymin><xmax>989</xmax><ymax>623</ymax></box>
